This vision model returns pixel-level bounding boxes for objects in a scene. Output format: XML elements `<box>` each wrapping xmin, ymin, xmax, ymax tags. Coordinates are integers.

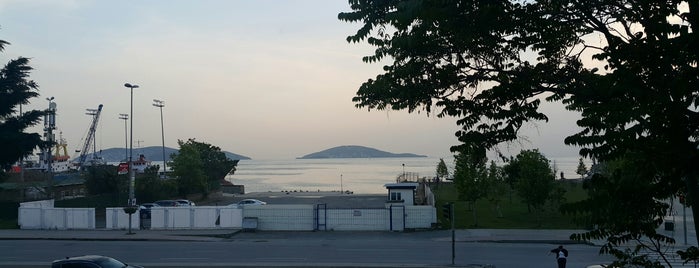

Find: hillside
<box><xmin>79</xmin><ymin>146</ymin><xmax>251</xmax><ymax>162</ymax></box>
<box><xmin>298</xmin><ymin>145</ymin><xmax>427</xmax><ymax>159</ymax></box>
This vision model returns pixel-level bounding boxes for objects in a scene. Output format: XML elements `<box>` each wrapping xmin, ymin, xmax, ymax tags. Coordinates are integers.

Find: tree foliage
<box><xmin>84</xmin><ymin>165</ymin><xmax>125</xmax><ymax>195</ymax></box>
<box><xmin>341</xmin><ymin>0</ymin><xmax>699</xmax><ymax>261</ymax></box>
<box><xmin>484</xmin><ymin>161</ymin><xmax>507</xmax><ymax>218</ymax></box>
<box><xmin>563</xmin><ymin>155</ymin><xmax>674</xmax><ymax>267</ymax></box>
<box><xmin>453</xmin><ymin>151</ymin><xmax>488</xmax><ymax>226</ymax></box>
<box><xmin>505</xmin><ymin>150</ymin><xmax>555</xmax><ymax>213</ymax></box>
<box><xmin>436</xmin><ymin>158</ymin><xmax>449</xmax><ymax>180</ymax></box>
<box><xmin>575</xmin><ymin>158</ymin><xmax>588</xmax><ymax>179</ymax></box>
<box><xmin>169</xmin><ymin>139</ymin><xmax>238</xmax><ymax>197</ymax></box>
<box><xmin>136</xmin><ymin>165</ymin><xmax>177</xmax><ymax>203</ymax></box>
<box><xmin>0</xmin><ymin>35</ymin><xmax>45</xmax><ymax>171</ymax></box>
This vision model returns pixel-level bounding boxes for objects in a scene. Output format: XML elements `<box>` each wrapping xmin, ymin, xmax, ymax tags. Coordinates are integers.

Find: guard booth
<box><xmin>384</xmin><ymin>182</ymin><xmax>418</xmax><ymax>206</ymax></box>
<box><xmin>384</xmin><ymin>183</ymin><xmax>418</xmax><ymax>232</ymax></box>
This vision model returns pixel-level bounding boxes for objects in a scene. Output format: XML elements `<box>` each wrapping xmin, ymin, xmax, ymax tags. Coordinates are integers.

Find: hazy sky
<box><xmin>1</xmin><ymin>0</ymin><xmax>583</xmax><ymax>160</ymax></box>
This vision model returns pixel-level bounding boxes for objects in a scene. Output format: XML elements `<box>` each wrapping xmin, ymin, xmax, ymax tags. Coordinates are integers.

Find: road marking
<box><xmin>160</xmin><ymin>258</ymin><xmax>210</xmax><ymax>261</ymax></box>
<box><xmin>256</xmin><ymin>258</ymin><xmax>308</xmax><ymax>261</ymax></box>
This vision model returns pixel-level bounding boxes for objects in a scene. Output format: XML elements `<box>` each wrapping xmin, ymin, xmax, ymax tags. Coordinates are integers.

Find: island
<box><xmin>298</xmin><ymin>145</ymin><xmax>427</xmax><ymax>159</ymax></box>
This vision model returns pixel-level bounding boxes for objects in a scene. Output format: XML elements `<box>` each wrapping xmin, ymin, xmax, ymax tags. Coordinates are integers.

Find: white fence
<box><xmin>19</xmin><ymin>207</ymin><xmax>95</xmax><ymax>230</ymax></box>
<box><xmin>18</xmin><ymin>201</ymin><xmax>436</xmax><ymax>231</ymax></box>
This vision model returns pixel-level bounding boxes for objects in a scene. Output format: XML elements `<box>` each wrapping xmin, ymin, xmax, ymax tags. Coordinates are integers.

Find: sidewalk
<box><xmin>0</xmin><ymin>228</ymin><xmax>592</xmax><ymax>244</ymax></box>
<box><xmin>0</xmin><ymin>228</ymin><xmax>241</xmax><ymax>242</ymax></box>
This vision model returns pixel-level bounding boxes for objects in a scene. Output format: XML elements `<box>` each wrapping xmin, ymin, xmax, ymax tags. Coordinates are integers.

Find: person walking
<box><xmin>550</xmin><ymin>245</ymin><xmax>568</xmax><ymax>268</ymax></box>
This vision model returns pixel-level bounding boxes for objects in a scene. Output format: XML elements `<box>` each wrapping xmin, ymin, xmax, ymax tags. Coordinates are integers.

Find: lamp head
<box><xmin>124</xmin><ymin>83</ymin><xmax>139</xmax><ymax>89</ymax></box>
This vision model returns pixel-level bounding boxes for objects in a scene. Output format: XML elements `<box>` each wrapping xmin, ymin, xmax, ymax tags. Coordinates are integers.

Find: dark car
<box><xmin>51</xmin><ymin>255</ymin><xmax>143</xmax><ymax>268</ymax></box>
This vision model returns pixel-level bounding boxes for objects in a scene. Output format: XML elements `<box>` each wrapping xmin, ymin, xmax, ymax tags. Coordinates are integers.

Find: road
<box><xmin>0</xmin><ymin>233</ymin><xmax>614</xmax><ymax>268</ymax></box>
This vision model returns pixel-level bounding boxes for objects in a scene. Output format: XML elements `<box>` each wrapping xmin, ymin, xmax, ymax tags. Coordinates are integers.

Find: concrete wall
<box><xmin>19</xmin><ymin>201</ymin><xmax>436</xmax><ymax>231</ymax></box>
<box><xmin>105</xmin><ymin>207</ymin><xmax>139</xmax><ymax>229</ymax></box>
<box><xmin>244</xmin><ymin>205</ymin><xmax>315</xmax><ymax>231</ymax></box>
<box><xmin>149</xmin><ymin>206</ymin><xmax>243</xmax><ymax>230</ymax></box>
<box><xmin>19</xmin><ymin>207</ymin><xmax>95</xmax><ymax>230</ymax></box>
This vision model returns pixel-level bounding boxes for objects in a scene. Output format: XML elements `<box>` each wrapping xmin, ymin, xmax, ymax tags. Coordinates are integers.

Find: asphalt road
<box><xmin>0</xmin><ymin>232</ymin><xmax>614</xmax><ymax>268</ymax></box>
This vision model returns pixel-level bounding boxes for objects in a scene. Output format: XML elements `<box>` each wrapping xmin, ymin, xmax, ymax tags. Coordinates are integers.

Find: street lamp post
<box><xmin>402</xmin><ymin>163</ymin><xmax>405</xmax><ymax>181</ymax></box>
<box><xmin>152</xmin><ymin>99</ymin><xmax>166</xmax><ymax>178</ymax></box>
<box><xmin>119</xmin><ymin>114</ymin><xmax>128</xmax><ymax>162</ymax></box>
<box><xmin>124</xmin><ymin>83</ymin><xmax>139</xmax><ymax>234</ymax></box>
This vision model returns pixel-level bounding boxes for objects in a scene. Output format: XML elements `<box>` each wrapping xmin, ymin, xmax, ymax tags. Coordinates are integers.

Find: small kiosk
<box><xmin>384</xmin><ymin>182</ymin><xmax>418</xmax><ymax>206</ymax></box>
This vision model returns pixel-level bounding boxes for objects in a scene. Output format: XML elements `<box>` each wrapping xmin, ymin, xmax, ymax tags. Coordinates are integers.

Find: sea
<box><xmin>225</xmin><ymin>156</ymin><xmax>586</xmax><ymax>194</ymax></box>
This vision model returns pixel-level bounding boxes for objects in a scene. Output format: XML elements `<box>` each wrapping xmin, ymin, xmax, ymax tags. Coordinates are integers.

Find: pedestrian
<box><xmin>550</xmin><ymin>245</ymin><xmax>568</xmax><ymax>268</ymax></box>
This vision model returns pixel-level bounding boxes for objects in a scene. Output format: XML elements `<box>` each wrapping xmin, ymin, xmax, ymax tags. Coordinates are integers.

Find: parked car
<box><xmin>139</xmin><ymin>203</ymin><xmax>160</xmax><ymax>210</ymax></box>
<box><xmin>51</xmin><ymin>255</ymin><xmax>143</xmax><ymax>268</ymax></box>
<box><xmin>232</xmin><ymin>199</ymin><xmax>267</xmax><ymax>208</ymax></box>
<box><xmin>176</xmin><ymin>199</ymin><xmax>195</xmax><ymax>206</ymax></box>
<box><xmin>153</xmin><ymin>200</ymin><xmax>179</xmax><ymax>207</ymax></box>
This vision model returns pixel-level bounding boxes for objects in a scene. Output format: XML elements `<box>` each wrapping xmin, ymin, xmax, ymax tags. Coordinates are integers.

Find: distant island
<box><xmin>298</xmin><ymin>145</ymin><xmax>427</xmax><ymax>159</ymax></box>
<box><xmin>79</xmin><ymin>146</ymin><xmax>251</xmax><ymax>162</ymax></box>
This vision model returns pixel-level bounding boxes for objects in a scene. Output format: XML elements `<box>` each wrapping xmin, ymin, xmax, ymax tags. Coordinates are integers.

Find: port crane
<box><xmin>76</xmin><ymin>104</ymin><xmax>103</xmax><ymax>169</ymax></box>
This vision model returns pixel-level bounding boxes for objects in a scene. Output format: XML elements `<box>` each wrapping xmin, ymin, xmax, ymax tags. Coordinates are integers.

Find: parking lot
<box><xmin>201</xmin><ymin>191</ymin><xmax>389</xmax><ymax>209</ymax></box>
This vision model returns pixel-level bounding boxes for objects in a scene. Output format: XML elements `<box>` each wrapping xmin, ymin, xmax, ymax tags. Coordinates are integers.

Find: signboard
<box><xmin>117</xmin><ymin>162</ymin><xmax>129</xmax><ymax>175</ymax></box>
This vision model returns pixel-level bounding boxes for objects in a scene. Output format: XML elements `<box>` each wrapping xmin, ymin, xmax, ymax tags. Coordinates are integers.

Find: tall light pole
<box><xmin>124</xmin><ymin>83</ymin><xmax>139</xmax><ymax>206</ymax></box>
<box><xmin>119</xmin><ymin>114</ymin><xmax>129</xmax><ymax>162</ymax></box>
<box><xmin>152</xmin><ymin>99</ymin><xmax>166</xmax><ymax>178</ymax></box>
<box><xmin>124</xmin><ymin>83</ymin><xmax>139</xmax><ymax>235</ymax></box>
<box><xmin>19</xmin><ymin>103</ymin><xmax>24</xmax><ymax>201</ymax></box>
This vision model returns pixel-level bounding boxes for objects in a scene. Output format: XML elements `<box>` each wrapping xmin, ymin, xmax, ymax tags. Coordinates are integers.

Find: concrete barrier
<box><xmin>20</xmin><ymin>201</ymin><xmax>436</xmax><ymax>231</ymax></box>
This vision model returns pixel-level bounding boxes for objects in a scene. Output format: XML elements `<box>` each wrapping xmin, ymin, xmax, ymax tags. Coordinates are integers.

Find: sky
<box><xmin>0</xmin><ymin>0</ymin><xmax>584</xmax><ymax>161</ymax></box>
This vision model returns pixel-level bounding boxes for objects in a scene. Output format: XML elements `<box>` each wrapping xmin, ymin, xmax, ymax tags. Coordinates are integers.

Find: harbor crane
<box><xmin>76</xmin><ymin>104</ymin><xmax>103</xmax><ymax>169</ymax></box>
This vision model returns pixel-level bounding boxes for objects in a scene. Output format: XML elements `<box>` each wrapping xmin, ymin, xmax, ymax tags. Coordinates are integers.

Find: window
<box><xmin>390</xmin><ymin>192</ymin><xmax>402</xmax><ymax>201</ymax></box>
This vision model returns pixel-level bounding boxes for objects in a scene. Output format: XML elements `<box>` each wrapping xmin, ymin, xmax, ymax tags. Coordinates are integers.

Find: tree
<box><xmin>340</xmin><ymin>0</ymin><xmax>699</xmax><ymax>260</ymax></box>
<box><xmin>453</xmin><ymin>151</ymin><xmax>487</xmax><ymax>226</ymax></box>
<box><xmin>185</xmin><ymin>139</ymin><xmax>239</xmax><ymax>192</ymax></box>
<box><xmin>0</xmin><ymin>36</ymin><xmax>45</xmax><ymax>171</ymax></box>
<box><xmin>169</xmin><ymin>139</ymin><xmax>239</xmax><ymax>197</ymax></box>
<box><xmin>436</xmin><ymin>158</ymin><xmax>449</xmax><ymax>181</ymax></box>
<box><xmin>507</xmin><ymin>150</ymin><xmax>555</xmax><ymax>214</ymax></box>
<box><xmin>84</xmin><ymin>165</ymin><xmax>125</xmax><ymax>195</ymax></box>
<box><xmin>484</xmin><ymin>161</ymin><xmax>507</xmax><ymax>218</ymax></box>
<box><xmin>170</xmin><ymin>140</ymin><xmax>207</xmax><ymax>197</ymax></box>
<box><xmin>563</xmin><ymin>155</ymin><xmax>672</xmax><ymax>267</ymax></box>
<box><xmin>575</xmin><ymin>158</ymin><xmax>588</xmax><ymax>179</ymax></box>
<box><xmin>136</xmin><ymin>165</ymin><xmax>177</xmax><ymax>203</ymax></box>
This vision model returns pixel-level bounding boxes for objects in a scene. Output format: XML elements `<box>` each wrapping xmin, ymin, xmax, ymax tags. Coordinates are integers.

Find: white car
<box><xmin>232</xmin><ymin>199</ymin><xmax>267</xmax><ymax>207</ymax></box>
<box><xmin>176</xmin><ymin>199</ymin><xmax>195</xmax><ymax>206</ymax></box>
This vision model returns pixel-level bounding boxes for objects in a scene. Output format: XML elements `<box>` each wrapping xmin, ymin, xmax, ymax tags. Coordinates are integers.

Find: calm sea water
<box><xmin>225</xmin><ymin>156</ymin><xmax>586</xmax><ymax>194</ymax></box>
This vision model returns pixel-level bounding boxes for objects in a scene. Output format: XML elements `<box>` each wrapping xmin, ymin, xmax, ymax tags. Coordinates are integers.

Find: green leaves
<box><xmin>0</xmin><ymin>37</ymin><xmax>44</xmax><ymax>171</ymax></box>
<box><xmin>169</xmin><ymin>139</ymin><xmax>239</xmax><ymax>197</ymax></box>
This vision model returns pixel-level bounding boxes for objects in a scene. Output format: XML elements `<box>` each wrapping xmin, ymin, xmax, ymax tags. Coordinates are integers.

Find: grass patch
<box><xmin>433</xmin><ymin>181</ymin><xmax>587</xmax><ymax>229</ymax></box>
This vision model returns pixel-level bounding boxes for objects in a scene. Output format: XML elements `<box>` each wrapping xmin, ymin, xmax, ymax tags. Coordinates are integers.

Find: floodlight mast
<box><xmin>152</xmin><ymin>99</ymin><xmax>167</xmax><ymax>178</ymax></box>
